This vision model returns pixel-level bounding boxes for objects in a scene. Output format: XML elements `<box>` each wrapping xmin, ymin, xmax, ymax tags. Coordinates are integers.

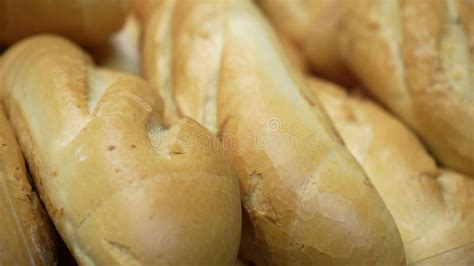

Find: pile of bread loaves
<box><xmin>0</xmin><ymin>0</ymin><xmax>472</xmax><ymax>265</ymax></box>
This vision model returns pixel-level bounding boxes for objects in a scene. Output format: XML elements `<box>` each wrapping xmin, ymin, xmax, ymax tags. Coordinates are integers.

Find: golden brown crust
<box><xmin>0</xmin><ymin>107</ymin><xmax>57</xmax><ymax>265</ymax></box>
<box><xmin>143</xmin><ymin>0</ymin><xmax>405</xmax><ymax>264</ymax></box>
<box><xmin>0</xmin><ymin>0</ymin><xmax>129</xmax><ymax>45</ymax></box>
<box><xmin>0</xmin><ymin>35</ymin><xmax>241</xmax><ymax>265</ymax></box>
<box><xmin>257</xmin><ymin>0</ymin><xmax>357</xmax><ymax>86</ymax></box>
<box><xmin>131</xmin><ymin>0</ymin><xmax>158</xmax><ymax>24</ymax></box>
<box><xmin>339</xmin><ymin>0</ymin><xmax>474</xmax><ymax>175</ymax></box>
<box><xmin>308</xmin><ymin>77</ymin><xmax>474</xmax><ymax>263</ymax></box>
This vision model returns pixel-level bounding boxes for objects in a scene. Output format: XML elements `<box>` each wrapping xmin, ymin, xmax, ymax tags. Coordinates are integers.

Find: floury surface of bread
<box><xmin>0</xmin><ymin>0</ymin><xmax>129</xmax><ymax>45</ymax></box>
<box><xmin>142</xmin><ymin>0</ymin><xmax>405</xmax><ymax>264</ymax></box>
<box><xmin>339</xmin><ymin>0</ymin><xmax>474</xmax><ymax>176</ymax></box>
<box><xmin>0</xmin><ymin>107</ymin><xmax>57</xmax><ymax>265</ymax></box>
<box><xmin>308</xmin><ymin>78</ymin><xmax>474</xmax><ymax>264</ymax></box>
<box><xmin>0</xmin><ymin>35</ymin><xmax>241</xmax><ymax>265</ymax></box>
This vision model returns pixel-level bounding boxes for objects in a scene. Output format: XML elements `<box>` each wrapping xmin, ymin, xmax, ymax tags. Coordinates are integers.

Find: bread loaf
<box><xmin>257</xmin><ymin>0</ymin><xmax>356</xmax><ymax>86</ymax></box>
<box><xmin>0</xmin><ymin>0</ymin><xmax>129</xmax><ymax>45</ymax></box>
<box><xmin>0</xmin><ymin>35</ymin><xmax>241</xmax><ymax>265</ymax></box>
<box><xmin>339</xmin><ymin>0</ymin><xmax>474</xmax><ymax>175</ymax></box>
<box><xmin>142</xmin><ymin>0</ymin><xmax>405</xmax><ymax>264</ymax></box>
<box><xmin>308</xmin><ymin>78</ymin><xmax>474</xmax><ymax>263</ymax></box>
<box><xmin>0</xmin><ymin>106</ymin><xmax>57</xmax><ymax>265</ymax></box>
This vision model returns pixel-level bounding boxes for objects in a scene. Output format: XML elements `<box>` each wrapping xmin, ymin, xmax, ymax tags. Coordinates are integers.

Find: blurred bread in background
<box><xmin>339</xmin><ymin>0</ymin><xmax>474</xmax><ymax>176</ymax></box>
<box><xmin>88</xmin><ymin>16</ymin><xmax>142</xmax><ymax>76</ymax></box>
<box><xmin>257</xmin><ymin>0</ymin><xmax>357</xmax><ymax>86</ymax></box>
<box><xmin>0</xmin><ymin>0</ymin><xmax>129</xmax><ymax>45</ymax></box>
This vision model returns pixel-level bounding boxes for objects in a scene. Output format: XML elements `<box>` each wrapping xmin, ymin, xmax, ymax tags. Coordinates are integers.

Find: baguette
<box><xmin>339</xmin><ymin>0</ymin><xmax>474</xmax><ymax>175</ymax></box>
<box><xmin>142</xmin><ymin>0</ymin><xmax>405</xmax><ymax>264</ymax></box>
<box><xmin>0</xmin><ymin>106</ymin><xmax>57</xmax><ymax>265</ymax></box>
<box><xmin>0</xmin><ymin>0</ymin><xmax>129</xmax><ymax>45</ymax></box>
<box><xmin>257</xmin><ymin>0</ymin><xmax>356</xmax><ymax>86</ymax></box>
<box><xmin>308</xmin><ymin>78</ymin><xmax>474</xmax><ymax>263</ymax></box>
<box><xmin>0</xmin><ymin>35</ymin><xmax>241</xmax><ymax>265</ymax></box>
